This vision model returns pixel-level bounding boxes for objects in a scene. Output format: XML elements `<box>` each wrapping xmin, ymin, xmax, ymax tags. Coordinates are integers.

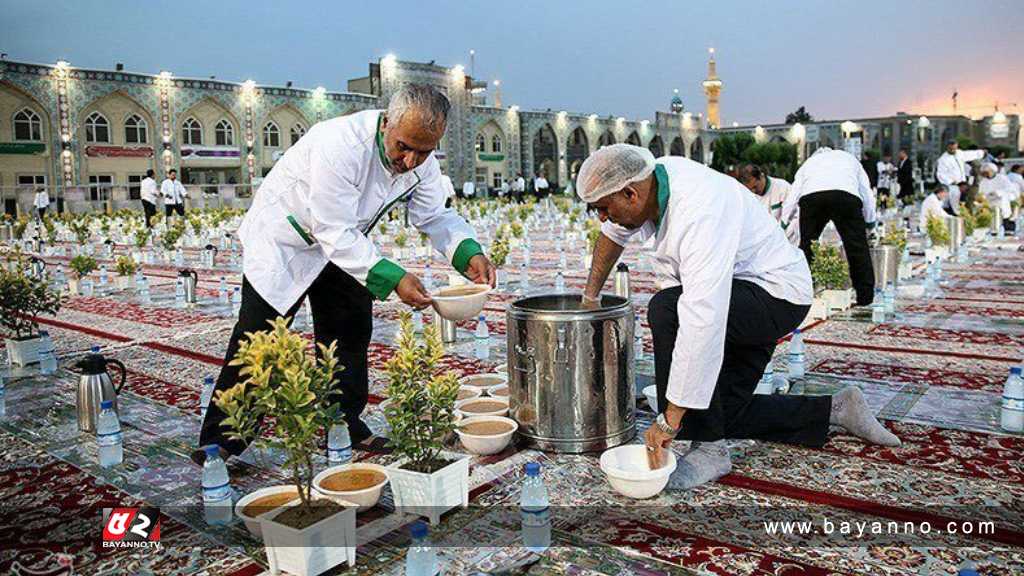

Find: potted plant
<box><xmin>489</xmin><ymin>232</ymin><xmax>510</xmax><ymax>289</ymax></box>
<box><xmin>114</xmin><ymin>256</ymin><xmax>137</xmax><ymax>291</ymax></box>
<box><xmin>215</xmin><ymin>317</ymin><xmax>357</xmax><ymax>575</ymax></box>
<box><xmin>161</xmin><ymin>220</ymin><xmax>185</xmax><ymax>261</ymax></box>
<box><xmin>925</xmin><ymin>214</ymin><xmax>950</xmax><ymax>262</ymax></box>
<box><xmin>383</xmin><ymin>311</ymin><xmax>468</xmax><ymax>525</ymax></box>
<box><xmin>0</xmin><ymin>252</ymin><xmax>63</xmax><ymax>365</ymax></box>
<box><xmin>809</xmin><ymin>241</ymin><xmax>851</xmax><ymax>313</ymax></box>
<box><xmin>68</xmin><ymin>254</ymin><xmax>97</xmax><ymax>295</ymax></box>
<box><xmin>12</xmin><ymin>215</ymin><xmax>29</xmax><ymax>243</ymax></box>
<box><xmin>585</xmin><ymin>220</ymin><xmax>601</xmax><ymax>269</ymax></box>
<box><xmin>68</xmin><ymin>216</ymin><xmax>92</xmax><ymax>247</ymax></box>
<box><xmin>393</xmin><ymin>229</ymin><xmax>408</xmax><ymax>260</ymax></box>
<box><xmin>973</xmin><ymin>199</ymin><xmax>993</xmax><ymax>241</ymax></box>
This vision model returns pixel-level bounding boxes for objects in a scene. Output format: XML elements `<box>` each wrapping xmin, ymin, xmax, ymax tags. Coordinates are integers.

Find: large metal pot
<box><xmin>507</xmin><ymin>294</ymin><xmax>635</xmax><ymax>453</ymax></box>
<box><xmin>870</xmin><ymin>245</ymin><xmax>900</xmax><ymax>289</ymax></box>
<box><xmin>945</xmin><ymin>216</ymin><xmax>964</xmax><ymax>253</ymax></box>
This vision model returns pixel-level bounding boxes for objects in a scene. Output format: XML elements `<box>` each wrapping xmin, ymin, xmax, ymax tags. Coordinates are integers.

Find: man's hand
<box><xmin>465</xmin><ymin>254</ymin><xmax>497</xmax><ymax>287</ymax></box>
<box><xmin>643</xmin><ymin>422</ymin><xmax>674</xmax><ymax>470</ymax></box>
<box><xmin>395</xmin><ymin>273</ymin><xmax>432</xmax><ymax>309</ymax></box>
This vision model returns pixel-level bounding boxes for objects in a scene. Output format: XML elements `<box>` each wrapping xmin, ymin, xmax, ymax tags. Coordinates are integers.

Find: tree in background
<box><xmin>710</xmin><ymin>132</ymin><xmax>755</xmax><ymax>174</ymax></box>
<box><xmin>785</xmin><ymin>106</ymin><xmax>813</xmax><ymax>125</ymax></box>
<box><xmin>710</xmin><ymin>133</ymin><xmax>799</xmax><ymax>181</ymax></box>
<box><xmin>956</xmin><ymin>135</ymin><xmax>978</xmax><ymax>150</ymax></box>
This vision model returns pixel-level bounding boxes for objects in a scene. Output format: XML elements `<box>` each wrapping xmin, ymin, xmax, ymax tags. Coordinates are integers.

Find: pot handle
<box><xmin>105</xmin><ymin>358</ymin><xmax>128</xmax><ymax>394</ymax></box>
<box><xmin>514</xmin><ymin>344</ymin><xmax>536</xmax><ymax>375</ymax></box>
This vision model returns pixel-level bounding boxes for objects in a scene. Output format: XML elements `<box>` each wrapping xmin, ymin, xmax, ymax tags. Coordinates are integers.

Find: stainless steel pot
<box><xmin>946</xmin><ymin>216</ymin><xmax>964</xmax><ymax>253</ymax></box>
<box><xmin>507</xmin><ymin>293</ymin><xmax>635</xmax><ymax>453</ymax></box>
<box><xmin>870</xmin><ymin>245</ymin><xmax>900</xmax><ymax>289</ymax></box>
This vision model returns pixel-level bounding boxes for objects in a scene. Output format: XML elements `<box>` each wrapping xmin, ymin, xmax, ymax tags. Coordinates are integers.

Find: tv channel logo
<box><xmin>102</xmin><ymin>507</ymin><xmax>161</xmax><ymax>549</ymax></box>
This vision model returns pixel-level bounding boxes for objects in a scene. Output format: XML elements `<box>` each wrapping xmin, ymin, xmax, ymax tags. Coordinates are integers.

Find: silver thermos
<box><xmin>75</xmin><ymin>347</ymin><xmax>127</xmax><ymax>432</ymax></box>
<box><xmin>203</xmin><ymin>244</ymin><xmax>218</xmax><ymax>268</ymax></box>
<box><xmin>614</xmin><ymin>262</ymin><xmax>631</xmax><ymax>299</ymax></box>
<box><xmin>179</xmin><ymin>268</ymin><xmax>199</xmax><ymax>303</ymax></box>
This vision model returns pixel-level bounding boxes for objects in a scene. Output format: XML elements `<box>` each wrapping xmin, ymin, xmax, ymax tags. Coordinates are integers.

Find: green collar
<box><xmin>376</xmin><ymin>113</ymin><xmax>392</xmax><ymax>173</ymax></box>
<box><xmin>654</xmin><ymin>164</ymin><xmax>670</xmax><ymax>232</ymax></box>
<box><xmin>762</xmin><ymin>176</ymin><xmax>771</xmax><ymax>196</ymax></box>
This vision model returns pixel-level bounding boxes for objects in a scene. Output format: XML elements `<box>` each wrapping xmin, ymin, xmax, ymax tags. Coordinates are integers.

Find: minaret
<box><xmin>701</xmin><ymin>47</ymin><xmax>722</xmax><ymax>129</ymax></box>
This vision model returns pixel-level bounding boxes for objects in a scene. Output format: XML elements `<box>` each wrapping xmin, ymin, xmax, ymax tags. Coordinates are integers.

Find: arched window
<box><xmin>182</xmin><ymin>117</ymin><xmax>202</xmax><ymax>145</ymax></box>
<box><xmin>85</xmin><ymin>112</ymin><xmax>110</xmax><ymax>143</ymax></box>
<box><xmin>263</xmin><ymin>121</ymin><xmax>280</xmax><ymax>147</ymax></box>
<box><xmin>13</xmin><ymin>108</ymin><xmax>42</xmax><ymax>141</ymax></box>
<box><xmin>124</xmin><ymin>114</ymin><xmax>148</xmax><ymax>144</ymax></box>
<box><xmin>475</xmin><ymin>134</ymin><xmax>485</xmax><ymax>152</ymax></box>
<box><xmin>290</xmin><ymin>123</ymin><xmax>305</xmax><ymax>145</ymax></box>
<box><xmin>215</xmin><ymin>120</ymin><xmax>234</xmax><ymax>146</ymax></box>
<box><xmin>491</xmin><ymin>134</ymin><xmax>502</xmax><ymax>153</ymax></box>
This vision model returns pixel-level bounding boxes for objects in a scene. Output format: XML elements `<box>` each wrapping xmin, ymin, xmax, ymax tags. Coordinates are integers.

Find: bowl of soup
<box><xmin>431</xmin><ymin>283</ymin><xmax>492</xmax><ymax>321</ymax></box>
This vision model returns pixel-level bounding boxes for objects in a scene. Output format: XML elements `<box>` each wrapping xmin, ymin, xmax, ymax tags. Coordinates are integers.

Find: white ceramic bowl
<box><xmin>642</xmin><ymin>385</ymin><xmax>658</xmax><ymax>412</ymax></box>
<box><xmin>599</xmin><ymin>444</ymin><xmax>677</xmax><ymax>499</ymax></box>
<box><xmin>457</xmin><ymin>385</ymin><xmax>483</xmax><ymax>402</ymax></box>
<box><xmin>486</xmin><ymin>383</ymin><xmax>509</xmax><ymax>398</ymax></box>
<box><xmin>431</xmin><ymin>284</ymin><xmax>492</xmax><ymax>321</ymax></box>
<box><xmin>313</xmin><ymin>463</ymin><xmax>390</xmax><ymax>511</ymax></box>
<box><xmin>455</xmin><ymin>396</ymin><xmax>509</xmax><ymax>418</ymax></box>
<box><xmin>459</xmin><ymin>373</ymin><xmax>508</xmax><ymax>393</ymax></box>
<box><xmin>234</xmin><ymin>485</ymin><xmax>300</xmax><ymax>537</ymax></box>
<box><xmin>455</xmin><ymin>416</ymin><xmax>518</xmax><ymax>455</ymax></box>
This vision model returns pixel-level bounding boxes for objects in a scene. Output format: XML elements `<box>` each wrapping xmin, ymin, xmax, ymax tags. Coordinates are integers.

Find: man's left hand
<box><xmin>643</xmin><ymin>422</ymin><xmax>674</xmax><ymax>470</ymax></box>
<box><xmin>466</xmin><ymin>254</ymin><xmax>497</xmax><ymax>287</ymax></box>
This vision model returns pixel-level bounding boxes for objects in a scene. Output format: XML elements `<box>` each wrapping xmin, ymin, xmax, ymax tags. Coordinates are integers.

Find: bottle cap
<box><xmin>204</xmin><ymin>444</ymin><xmax>221</xmax><ymax>457</ymax></box>
<box><xmin>793</xmin><ymin>328</ymin><xmax>801</xmax><ymax>335</ymax></box>
<box><xmin>39</xmin><ymin>330</ymin><xmax>49</xmax><ymax>336</ymax></box>
<box><xmin>525</xmin><ymin>462</ymin><xmax>541</xmax><ymax>476</ymax></box>
<box><xmin>616</xmin><ymin>262</ymin><xmax>629</xmax><ymax>272</ymax></box>
<box><xmin>91</xmin><ymin>346</ymin><xmax>100</xmax><ymax>353</ymax></box>
<box><xmin>204</xmin><ymin>375</ymin><xmax>214</xmax><ymax>384</ymax></box>
<box><xmin>410</xmin><ymin>520</ymin><xmax>428</xmax><ymax>539</ymax></box>
<box><xmin>100</xmin><ymin>400</ymin><xmax>113</xmax><ymax>409</ymax></box>
<box><xmin>1012</xmin><ymin>367</ymin><xmax>1022</xmax><ymax>375</ymax></box>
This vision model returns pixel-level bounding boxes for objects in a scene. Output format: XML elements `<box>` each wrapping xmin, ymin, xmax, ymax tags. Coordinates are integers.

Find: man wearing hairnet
<box><xmin>578</xmin><ymin>145</ymin><xmax>899</xmax><ymax>490</ymax></box>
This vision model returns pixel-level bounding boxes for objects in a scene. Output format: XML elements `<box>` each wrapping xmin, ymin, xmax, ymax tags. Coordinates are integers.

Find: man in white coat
<box><xmin>782</xmin><ymin>147</ymin><xmax>876</xmax><ymax>306</ymax></box>
<box><xmin>534</xmin><ymin>173</ymin><xmax>550</xmax><ymax>199</ymax></box>
<box><xmin>936</xmin><ymin>140</ymin><xmax>986</xmax><ymax>215</ymax></box>
<box><xmin>578</xmin><ymin>145</ymin><xmax>898</xmax><ymax>490</ymax></box>
<box><xmin>140</xmin><ymin>169</ymin><xmax>159</xmax><ymax>227</ymax></box>
<box><xmin>736</xmin><ymin>163</ymin><xmax>799</xmax><ymax>246</ymax></box>
<box><xmin>160</xmin><ymin>168</ymin><xmax>187</xmax><ymax>218</ymax></box>
<box><xmin>33</xmin><ymin>187</ymin><xmax>50</xmax><ymax>220</ymax></box>
<box><xmin>196</xmin><ymin>85</ymin><xmax>496</xmax><ymax>463</ymax></box>
<box><xmin>918</xmin><ymin>184</ymin><xmax>949</xmax><ymax>234</ymax></box>
<box><xmin>979</xmin><ymin>163</ymin><xmax>1018</xmax><ymax>232</ymax></box>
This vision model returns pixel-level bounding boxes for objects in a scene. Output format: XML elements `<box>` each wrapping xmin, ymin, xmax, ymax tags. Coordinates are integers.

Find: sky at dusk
<box><xmin>2</xmin><ymin>0</ymin><xmax>1022</xmax><ymax>124</ymax></box>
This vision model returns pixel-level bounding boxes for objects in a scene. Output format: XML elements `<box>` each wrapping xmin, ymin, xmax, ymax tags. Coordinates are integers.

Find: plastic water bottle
<box><xmin>98</xmin><ymin>264</ymin><xmax>108</xmax><ymax>288</ymax></box>
<box><xmin>521</xmin><ymin>462</ymin><xmax>551</xmax><ymax>553</ymax></box>
<box><xmin>423</xmin><ymin>262</ymin><xmax>434</xmax><ymax>291</ymax></box>
<box><xmin>554</xmin><ymin>270</ymin><xmax>565</xmax><ymax>292</ymax></box>
<box><xmin>559</xmin><ymin>249</ymin><xmax>567</xmax><ymax>269</ymax></box>
<box><xmin>412</xmin><ymin>309</ymin><xmax>424</xmax><ymax>333</ymax></box>
<box><xmin>230</xmin><ymin>287</ymin><xmax>241</xmax><ymax>316</ymax></box>
<box><xmin>0</xmin><ymin>373</ymin><xmax>6</xmax><ymax>418</ymax></box>
<box><xmin>474</xmin><ymin>314</ymin><xmax>490</xmax><ymax>360</ymax></box>
<box><xmin>174</xmin><ymin>278</ymin><xmax>185</xmax><ymax>306</ymax></box>
<box><xmin>523</xmin><ymin>246</ymin><xmax>532</xmax><ymax>266</ymax></box>
<box><xmin>96</xmin><ymin>400</ymin><xmax>123</xmax><ymax>467</ymax></box>
<box><xmin>1001</xmin><ymin>366</ymin><xmax>1024</xmax><ymax>432</ymax></box>
<box><xmin>37</xmin><ymin>330</ymin><xmax>57</xmax><ymax>375</ymax></box>
<box><xmin>327</xmin><ymin>420</ymin><xmax>352</xmax><ymax>464</ymax></box>
<box><xmin>788</xmin><ymin>329</ymin><xmax>805</xmax><ymax>380</ymax></box>
<box><xmin>883</xmin><ymin>282</ymin><xmax>896</xmax><ymax>315</ymax></box>
<box><xmin>871</xmin><ymin>289</ymin><xmax>885</xmax><ymax>323</ymax></box>
<box><xmin>199</xmin><ymin>376</ymin><xmax>215</xmax><ymax>420</ymax></box>
<box><xmin>634</xmin><ymin>313</ymin><xmax>644</xmax><ymax>360</ymax></box>
<box><xmin>55</xmin><ymin>264</ymin><xmax>65</xmax><ymax>286</ymax></box>
<box><xmin>405</xmin><ymin>520</ymin><xmax>438</xmax><ymax>576</ymax></box>
<box><xmin>81</xmin><ymin>278</ymin><xmax>94</xmax><ymax>297</ymax></box>
<box><xmin>956</xmin><ymin>560</ymin><xmax>979</xmax><ymax>576</ymax></box>
<box><xmin>201</xmin><ymin>445</ymin><xmax>233</xmax><ymax>526</ymax></box>
<box><xmin>755</xmin><ymin>357</ymin><xmax>774</xmax><ymax>395</ymax></box>
<box><xmin>218</xmin><ymin>277</ymin><xmax>228</xmax><ymax>304</ymax></box>
<box><xmin>138</xmin><ymin>277</ymin><xmax>151</xmax><ymax>304</ymax></box>
<box><xmin>301</xmin><ymin>299</ymin><xmax>313</xmax><ymax>328</ymax></box>
<box><xmin>519</xmin><ymin>262</ymin><xmax>529</xmax><ymax>290</ymax></box>
<box><xmin>174</xmin><ymin>248</ymin><xmax>184</xmax><ymax>266</ymax></box>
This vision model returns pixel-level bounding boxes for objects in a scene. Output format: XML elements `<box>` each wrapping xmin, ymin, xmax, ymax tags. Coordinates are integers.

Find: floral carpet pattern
<box><xmin>2</xmin><ymin>232</ymin><xmax>1023</xmax><ymax>575</ymax></box>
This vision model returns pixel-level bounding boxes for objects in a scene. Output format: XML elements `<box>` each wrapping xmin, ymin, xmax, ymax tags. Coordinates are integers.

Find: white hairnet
<box><xmin>576</xmin><ymin>144</ymin><xmax>656</xmax><ymax>203</ymax></box>
<box><xmin>981</xmin><ymin>162</ymin><xmax>998</xmax><ymax>176</ymax></box>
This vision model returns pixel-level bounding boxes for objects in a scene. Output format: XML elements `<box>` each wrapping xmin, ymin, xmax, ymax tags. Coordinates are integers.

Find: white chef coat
<box><xmin>462</xmin><ymin>181</ymin><xmax>475</xmax><ymax>198</ymax></box>
<box><xmin>238</xmin><ymin>109</ymin><xmax>479</xmax><ymax>315</ymax></box>
<box><xmin>784</xmin><ymin>147</ymin><xmax>876</xmax><ymax>225</ymax></box>
<box><xmin>440</xmin><ymin>175</ymin><xmax>455</xmax><ymax>201</ymax></box>
<box><xmin>980</xmin><ymin>173</ymin><xmax>1017</xmax><ymax>217</ymax></box>
<box><xmin>1007</xmin><ymin>172</ymin><xmax>1024</xmax><ymax>196</ymax></box>
<box><xmin>140</xmin><ymin>177</ymin><xmax>159</xmax><ymax>203</ymax></box>
<box><xmin>918</xmin><ymin>193</ymin><xmax>946</xmax><ymax>233</ymax></box>
<box><xmin>757</xmin><ymin>176</ymin><xmax>800</xmax><ymax>246</ymax></box>
<box><xmin>936</xmin><ymin>150</ymin><xmax>985</xmax><ymax>187</ymax></box>
<box><xmin>160</xmin><ymin>179</ymin><xmax>187</xmax><ymax>205</ymax></box>
<box><xmin>33</xmin><ymin>189</ymin><xmax>49</xmax><ymax>209</ymax></box>
<box><xmin>534</xmin><ymin>177</ymin><xmax>549</xmax><ymax>192</ymax></box>
<box><xmin>601</xmin><ymin>157</ymin><xmax>812</xmax><ymax>410</ymax></box>
<box><xmin>876</xmin><ymin>161</ymin><xmax>895</xmax><ymax>189</ymax></box>
<box><xmin>515</xmin><ymin>177</ymin><xmax>526</xmax><ymax>192</ymax></box>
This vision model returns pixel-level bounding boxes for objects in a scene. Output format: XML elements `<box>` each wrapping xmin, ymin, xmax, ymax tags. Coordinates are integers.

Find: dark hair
<box><xmin>736</xmin><ymin>163</ymin><xmax>763</xmax><ymax>183</ymax></box>
<box><xmin>934</xmin><ymin>183</ymin><xmax>947</xmax><ymax>194</ymax></box>
<box><xmin>146</xmin><ymin>169</ymin><xmax>155</xmax><ymax>177</ymax></box>
<box><xmin>168</xmin><ymin>169</ymin><xmax>177</xmax><ymax>175</ymax></box>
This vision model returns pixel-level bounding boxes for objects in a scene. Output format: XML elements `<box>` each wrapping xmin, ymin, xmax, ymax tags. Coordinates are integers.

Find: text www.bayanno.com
<box><xmin>763</xmin><ymin>519</ymin><xmax>996</xmax><ymax>538</ymax></box>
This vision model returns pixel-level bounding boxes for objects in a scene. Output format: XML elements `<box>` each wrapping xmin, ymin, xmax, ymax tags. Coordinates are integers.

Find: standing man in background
<box><xmin>514</xmin><ymin>173</ymin><xmax>526</xmax><ymax>202</ymax></box>
<box><xmin>782</xmin><ymin>147</ymin><xmax>876</xmax><ymax>306</ymax></box>
<box><xmin>936</xmin><ymin>140</ymin><xmax>986</xmax><ymax>215</ymax></box>
<box><xmin>161</xmin><ymin>169</ymin><xmax>187</xmax><ymax>219</ymax></box>
<box><xmin>896</xmin><ymin>149</ymin><xmax>914</xmax><ymax>203</ymax></box>
<box><xmin>462</xmin><ymin>179</ymin><xmax>475</xmax><ymax>200</ymax></box>
<box><xmin>140</xmin><ymin>169</ymin><xmax>159</xmax><ymax>227</ymax></box>
<box><xmin>534</xmin><ymin>172</ymin><xmax>550</xmax><ymax>199</ymax></box>
<box><xmin>876</xmin><ymin>153</ymin><xmax>895</xmax><ymax>204</ymax></box>
<box><xmin>33</xmin><ymin>187</ymin><xmax>49</xmax><ymax>220</ymax></box>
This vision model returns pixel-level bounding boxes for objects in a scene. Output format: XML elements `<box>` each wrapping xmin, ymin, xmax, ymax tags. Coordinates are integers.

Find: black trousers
<box><xmin>165</xmin><ymin>203</ymin><xmax>185</xmax><ymax>217</ymax></box>
<box><xmin>648</xmin><ymin>280</ymin><xmax>830</xmax><ymax>447</ymax></box>
<box><xmin>199</xmin><ymin>262</ymin><xmax>374</xmax><ymax>456</ymax></box>
<box><xmin>37</xmin><ymin>207</ymin><xmax>46</xmax><ymax>219</ymax></box>
<box><xmin>141</xmin><ymin>200</ymin><xmax>156</xmax><ymax>227</ymax></box>
<box><xmin>798</xmin><ymin>190</ymin><xmax>876</xmax><ymax>306</ymax></box>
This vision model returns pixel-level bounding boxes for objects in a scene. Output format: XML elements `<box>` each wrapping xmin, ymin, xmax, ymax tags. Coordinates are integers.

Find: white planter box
<box><xmin>260</xmin><ymin>498</ymin><xmax>357</xmax><ymax>576</ymax></box>
<box><xmin>6</xmin><ymin>336</ymin><xmax>41</xmax><ymax>366</ymax></box>
<box><xmin>393</xmin><ymin>247</ymin><xmax>404</xmax><ymax>260</ymax></box>
<box><xmin>925</xmin><ymin>246</ymin><xmax>949</xmax><ymax>263</ymax></box>
<box><xmin>387</xmin><ymin>452</ymin><xmax>470</xmax><ymax>525</ymax></box>
<box><xmin>115</xmin><ymin>276</ymin><xmax>133</xmax><ymax>291</ymax></box>
<box><xmin>972</xmin><ymin>229</ymin><xmax>989</xmax><ymax>242</ymax></box>
<box><xmin>898</xmin><ymin>261</ymin><xmax>913</xmax><ymax>281</ymax></box>
<box><xmin>806</xmin><ymin>297</ymin><xmax>829</xmax><ymax>322</ymax></box>
<box><xmin>822</xmin><ymin>289</ymin><xmax>853</xmax><ymax>312</ymax></box>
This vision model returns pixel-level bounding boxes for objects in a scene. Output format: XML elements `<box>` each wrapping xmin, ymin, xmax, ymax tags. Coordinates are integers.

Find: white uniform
<box><xmin>534</xmin><ymin>176</ymin><xmax>549</xmax><ymax>194</ymax></box>
<box><xmin>462</xmin><ymin>181</ymin><xmax>475</xmax><ymax>198</ymax></box>
<box><xmin>238</xmin><ymin>109</ymin><xmax>478</xmax><ymax>314</ymax></box>
<box><xmin>140</xmin><ymin>177</ymin><xmax>159</xmax><ymax>203</ymax></box>
<box><xmin>980</xmin><ymin>173</ymin><xmax>1018</xmax><ymax>217</ymax></box>
<box><xmin>440</xmin><ymin>175</ymin><xmax>455</xmax><ymax>202</ymax></box>
<box><xmin>33</xmin><ymin>189</ymin><xmax>50</xmax><ymax>209</ymax></box>
<box><xmin>936</xmin><ymin>149</ymin><xmax>985</xmax><ymax>213</ymax></box>
<box><xmin>1007</xmin><ymin>172</ymin><xmax>1024</xmax><ymax>197</ymax></box>
<box><xmin>783</xmin><ymin>147</ymin><xmax>876</xmax><ymax>225</ymax></box>
<box><xmin>515</xmin><ymin>177</ymin><xmax>526</xmax><ymax>193</ymax></box>
<box><xmin>757</xmin><ymin>176</ymin><xmax>800</xmax><ymax>246</ymax></box>
<box><xmin>876</xmin><ymin>161</ymin><xmax>895</xmax><ymax>190</ymax></box>
<box><xmin>918</xmin><ymin>193</ymin><xmax>946</xmax><ymax>233</ymax></box>
<box><xmin>602</xmin><ymin>157</ymin><xmax>812</xmax><ymax>410</ymax></box>
<box><xmin>160</xmin><ymin>178</ymin><xmax>187</xmax><ymax>205</ymax></box>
